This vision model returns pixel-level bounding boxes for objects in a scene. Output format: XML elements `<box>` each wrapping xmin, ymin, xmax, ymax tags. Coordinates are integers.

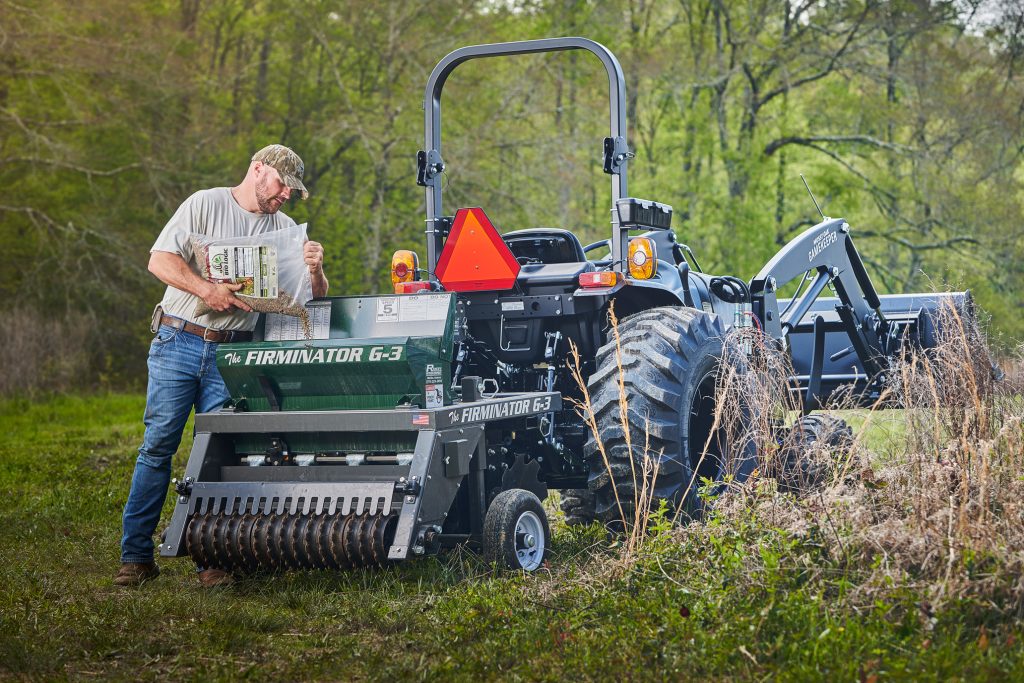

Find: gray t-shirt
<box><xmin>151</xmin><ymin>187</ymin><xmax>296</xmax><ymax>331</ymax></box>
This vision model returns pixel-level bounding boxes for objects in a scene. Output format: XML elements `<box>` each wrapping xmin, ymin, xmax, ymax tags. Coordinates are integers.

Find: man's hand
<box><xmin>201</xmin><ymin>282</ymin><xmax>252</xmax><ymax>313</ymax></box>
<box><xmin>304</xmin><ymin>240</ymin><xmax>329</xmax><ymax>298</ymax></box>
<box><xmin>304</xmin><ymin>240</ymin><xmax>325</xmax><ymax>275</ymax></box>
<box><xmin>149</xmin><ymin>251</ymin><xmax>253</xmax><ymax>313</ymax></box>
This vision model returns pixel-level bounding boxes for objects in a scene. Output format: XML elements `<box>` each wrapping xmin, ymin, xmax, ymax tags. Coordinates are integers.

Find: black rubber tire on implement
<box><xmin>559</xmin><ymin>488</ymin><xmax>595</xmax><ymax>527</ymax></box>
<box><xmin>585</xmin><ymin>306</ymin><xmax>757</xmax><ymax>527</ymax></box>
<box><xmin>777</xmin><ymin>413</ymin><xmax>854</xmax><ymax>493</ymax></box>
<box><xmin>483</xmin><ymin>489</ymin><xmax>550</xmax><ymax>571</ymax></box>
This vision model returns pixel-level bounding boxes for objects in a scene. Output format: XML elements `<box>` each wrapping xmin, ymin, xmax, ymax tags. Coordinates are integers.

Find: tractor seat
<box><xmin>503</xmin><ymin>229</ymin><xmax>586</xmax><ymax>264</ymax></box>
<box><xmin>517</xmin><ymin>260</ymin><xmax>595</xmax><ymax>289</ymax></box>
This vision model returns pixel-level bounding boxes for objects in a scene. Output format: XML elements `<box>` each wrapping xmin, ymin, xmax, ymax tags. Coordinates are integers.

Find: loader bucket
<box><xmin>782</xmin><ymin>290</ymin><xmax>975</xmax><ymax>407</ymax></box>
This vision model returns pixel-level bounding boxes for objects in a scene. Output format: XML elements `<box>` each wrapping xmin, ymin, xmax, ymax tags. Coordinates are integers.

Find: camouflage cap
<box><xmin>252</xmin><ymin>144</ymin><xmax>309</xmax><ymax>200</ymax></box>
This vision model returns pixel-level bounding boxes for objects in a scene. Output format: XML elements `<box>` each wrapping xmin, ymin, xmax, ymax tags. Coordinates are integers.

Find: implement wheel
<box><xmin>585</xmin><ymin>306</ymin><xmax>756</xmax><ymax>527</ymax></box>
<box><xmin>777</xmin><ymin>413</ymin><xmax>853</xmax><ymax>493</ymax></box>
<box><xmin>483</xmin><ymin>489</ymin><xmax>549</xmax><ymax>571</ymax></box>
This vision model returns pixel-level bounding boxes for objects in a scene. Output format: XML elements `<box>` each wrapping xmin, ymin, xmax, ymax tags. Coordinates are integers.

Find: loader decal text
<box><xmin>808</xmin><ymin>229</ymin><xmax>838</xmax><ymax>263</ymax></box>
<box><xmin>459</xmin><ymin>396</ymin><xmax>551</xmax><ymax>423</ymax></box>
<box><xmin>239</xmin><ymin>345</ymin><xmax>404</xmax><ymax>366</ymax></box>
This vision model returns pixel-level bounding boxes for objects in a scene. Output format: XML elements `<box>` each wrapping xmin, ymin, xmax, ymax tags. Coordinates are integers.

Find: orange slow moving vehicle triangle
<box><xmin>435</xmin><ymin>208</ymin><xmax>521</xmax><ymax>292</ymax></box>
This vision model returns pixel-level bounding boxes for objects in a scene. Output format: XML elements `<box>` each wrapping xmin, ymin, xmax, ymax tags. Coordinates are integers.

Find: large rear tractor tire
<box><xmin>776</xmin><ymin>413</ymin><xmax>854</xmax><ymax>493</ymax></box>
<box><xmin>584</xmin><ymin>307</ymin><xmax>757</xmax><ymax>527</ymax></box>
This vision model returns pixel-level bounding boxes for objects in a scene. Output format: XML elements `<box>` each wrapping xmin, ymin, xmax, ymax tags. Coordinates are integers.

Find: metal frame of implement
<box><xmin>159</xmin><ymin>392</ymin><xmax>560</xmax><ymax>564</ymax></box>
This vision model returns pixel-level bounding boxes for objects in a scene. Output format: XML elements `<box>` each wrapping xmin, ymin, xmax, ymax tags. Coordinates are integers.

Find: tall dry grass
<box><xmin>715</xmin><ymin>301</ymin><xmax>1024</xmax><ymax>612</ymax></box>
<box><xmin>0</xmin><ymin>306</ymin><xmax>92</xmax><ymax>396</ymax></box>
<box><xmin>567</xmin><ymin>307</ymin><xmax>662</xmax><ymax>563</ymax></box>
<box><xmin>571</xmin><ymin>299</ymin><xmax>1023</xmax><ymax>611</ymax></box>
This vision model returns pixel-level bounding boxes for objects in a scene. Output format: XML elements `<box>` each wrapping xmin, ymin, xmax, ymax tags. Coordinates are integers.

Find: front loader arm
<box><xmin>750</xmin><ymin>218</ymin><xmax>895</xmax><ymax>406</ymax></box>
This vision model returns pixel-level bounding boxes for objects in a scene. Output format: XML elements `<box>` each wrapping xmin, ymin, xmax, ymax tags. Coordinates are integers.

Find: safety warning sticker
<box><xmin>376</xmin><ymin>296</ymin><xmax>400</xmax><ymax>323</ymax></box>
<box><xmin>399</xmin><ymin>294</ymin><xmax>450</xmax><ymax>322</ymax></box>
<box><xmin>264</xmin><ymin>300</ymin><xmax>331</xmax><ymax>341</ymax></box>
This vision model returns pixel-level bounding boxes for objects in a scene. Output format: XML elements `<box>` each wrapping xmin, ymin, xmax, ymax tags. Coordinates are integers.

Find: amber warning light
<box><xmin>391</xmin><ymin>249</ymin><xmax>419</xmax><ymax>291</ymax></box>
<box><xmin>435</xmin><ymin>208</ymin><xmax>520</xmax><ymax>292</ymax></box>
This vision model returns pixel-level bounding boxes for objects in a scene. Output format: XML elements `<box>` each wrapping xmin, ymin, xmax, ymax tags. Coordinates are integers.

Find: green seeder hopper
<box><xmin>218</xmin><ymin>294</ymin><xmax>455</xmax><ymax>412</ymax></box>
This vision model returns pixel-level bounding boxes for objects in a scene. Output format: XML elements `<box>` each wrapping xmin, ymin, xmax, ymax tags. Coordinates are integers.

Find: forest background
<box><xmin>2</xmin><ymin>0</ymin><xmax>1022</xmax><ymax>394</ymax></box>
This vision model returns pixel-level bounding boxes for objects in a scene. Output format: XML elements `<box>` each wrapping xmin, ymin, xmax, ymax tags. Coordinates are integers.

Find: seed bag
<box><xmin>191</xmin><ymin>224</ymin><xmax>313</xmax><ymax>332</ymax></box>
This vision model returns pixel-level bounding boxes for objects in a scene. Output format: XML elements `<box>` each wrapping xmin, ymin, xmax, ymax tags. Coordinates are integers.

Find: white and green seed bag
<box><xmin>191</xmin><ymin>223</ymin><xmax>313</xmax><ymax>323</ymax></box>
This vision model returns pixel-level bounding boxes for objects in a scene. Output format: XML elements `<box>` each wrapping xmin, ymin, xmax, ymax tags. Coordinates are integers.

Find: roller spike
<box><xmin>342</xmin><ymin>514</ymin><xmax>362</xmax><ymax>567</ymax></box>
<box><xmin>235</xmin><ymin>514</ymin><xmax>259</xmax><ymax>573</ymax></box>
<box><xmin>322</xmin><ymin>515</ymin><xmax>345</xmax><ymax>570</ymax></box>
<box><xmin>269</xmin><ymin>514</ymin><xmax>290</xmax><ymax>570</ymax></box>
<box><xmin>284</xmin><ymin>515</ymin><xmax>304</xmax><ymax>569</ymax></box>
<box><xmin>197</xmin><ymin>513</ymin><xmax>213</xmax><ymax>568</ymax></box>
<box><xmin>328</xmin><ymin>515</ymin><xmax>347</xmax><ymax>569</ymax></box>
<box><xmin>221</xmin><ymin>515</ymin><xmax>242</xmax><ymax>572</ymax></box>
<box><xmin>347</xmin><ymin>515</ymin><xmax>367</xmax><ymax>567</ymax></box>
<box><xmin>363</xmin><ymin>515</ymin><xmax>383</xmax><ymax>566</ymax></box>
<box><xmin>355</xmin><ymin>515</ymin><xmax>375</xmax><ymax>567</ymax></box>
<box><xmin>313</xmin><ymin>515</ymin><xmax>330</xmax><ymax>569</ymax></box>
<box><xmin>269</xmin><ymin>514</ymin><xmax>287</xmax><ymax>569</ymax></box>
<box><xmin>289</xmin><ymin>514</ymin><xmax>313</xmax><ymax>568</ymax></box>
<box><xmin>185</xmin><ymin>514</ymin><xmax>204</xmax><ymax>567</ymax></box>
<box><xmin>338</xmin><ymin>515</ymin><xmax>361</xmax><ymax>569</ymax></box>
<box><xmin>211</xmin><ymin>514</ymin><xmax>233</xmax><ymax>570</ymax></box>
<box><xmin>275</xmin><ymin>521</ymin><xmax>290</xmax><ymax>570</ymax></box>
<box><xmin>252</xmin><ymin>514</ymin><xmax>275</xmax><ymax>571</ymax></box>
<box><xmin>333</xmin><ymin>516</ymin><xmax>358</xmax><ymax>569</ymax></box>
<box><xmin>358</xmin><ymin>516</ymin><xmax>378</xmax><ymax>566</ymax></box>
<box><xmin>305</xmin><ymin>516</ymin><xmax>325</xmax><ymax>569</ymax></box>
<box><xmin>302</xmin><ymin>513</ymin><xmax>323</xmax><ymax>569</ymax></box>
<box><xmin>310</xmin><ymin>514</ymin><xmax>332</xmax><ymax>569</ymax></box>
<box><xmin>200</xmin><ymin>514</ymin><xmax>222</xmax><ymax>570</ymax></box>
<box><xmin>208</xmin><ymin>514</ymin><xmax>224</xmax><ymax>568</ymax></box>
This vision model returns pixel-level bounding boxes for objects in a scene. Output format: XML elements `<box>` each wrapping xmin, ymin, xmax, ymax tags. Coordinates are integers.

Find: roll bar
<box><xmin>418</xmin><ymin>37</ymin><xmax>630</xmax><ymax>275</ymax></box>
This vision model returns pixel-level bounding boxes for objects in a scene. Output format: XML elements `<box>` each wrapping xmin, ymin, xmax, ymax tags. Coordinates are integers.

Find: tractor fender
<box><xmin>608</xmin><ymin>262</ymin><xmax>687</xmax><ymax>318</ymax></box>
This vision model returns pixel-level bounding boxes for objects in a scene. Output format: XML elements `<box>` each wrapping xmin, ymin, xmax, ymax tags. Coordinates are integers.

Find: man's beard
<box><xmin>255</xmin><ymin>176</ymin><xmax>282</xmax><ymax>214</ymax></box>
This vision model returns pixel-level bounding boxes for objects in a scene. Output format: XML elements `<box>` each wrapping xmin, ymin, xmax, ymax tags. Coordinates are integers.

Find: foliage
<box><xmin>1</xmin><ymin>0</ymin><xmax>1022</xmax><ymax>393</ymax></box>
<box><xmin>1</xmin><ymin>393</ymin><xmax>1023</xmax><ymax>679</ymax></box>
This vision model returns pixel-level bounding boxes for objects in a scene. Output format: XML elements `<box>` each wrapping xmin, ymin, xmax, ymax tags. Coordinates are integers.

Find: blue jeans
<box><xmin>120</xmin><ymin>324</ymin><xmax>230</xmax><ymax>564</ymax></box>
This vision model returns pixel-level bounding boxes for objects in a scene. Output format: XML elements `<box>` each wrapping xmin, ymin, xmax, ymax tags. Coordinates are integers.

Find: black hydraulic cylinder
<box><xmin>781</xmin><ymin>269</ymin><xmax>833</xmax><ymax>334</ymax></box>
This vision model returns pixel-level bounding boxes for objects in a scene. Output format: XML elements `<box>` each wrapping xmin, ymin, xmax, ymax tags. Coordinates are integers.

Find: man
<box><xmin>115</xmin><ymin>144</ymin><xmax>328</xmax><ymax>587</ymax></box>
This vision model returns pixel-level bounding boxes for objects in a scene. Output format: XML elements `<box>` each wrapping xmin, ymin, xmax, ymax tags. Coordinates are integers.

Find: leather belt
<box><xmin>159</xmin><ymin>315</ymin><xmax>253</xmax><ymax>344</ymax></box>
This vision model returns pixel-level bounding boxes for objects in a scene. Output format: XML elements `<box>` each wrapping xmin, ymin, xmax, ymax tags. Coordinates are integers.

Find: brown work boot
<box><xmin>197</xmin><ymin>568</ymin><xmax>234</xmax><ymax>588</ymax></box>
<box><xmin>114</xmin><ymin>562</ymin><xmax>160</xmax><ymax>587</ymax></box>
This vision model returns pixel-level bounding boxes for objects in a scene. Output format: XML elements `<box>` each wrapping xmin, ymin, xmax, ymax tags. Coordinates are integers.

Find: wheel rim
<box><xmin>513</xmin><ymin>510</ymin><xmax>545</xmax><ymax>571</ymax></box>
<box><xmin>688</xmin><ymin>369</ymin><xmax>727</xmax><ymax>485</ymax></box>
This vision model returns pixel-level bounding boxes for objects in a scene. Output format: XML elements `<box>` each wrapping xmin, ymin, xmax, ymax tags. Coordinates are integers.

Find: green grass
<box><xmin>1</xmin><ymin>394</ymin><xmax>1022</xmax><ymax>681</ymax></box>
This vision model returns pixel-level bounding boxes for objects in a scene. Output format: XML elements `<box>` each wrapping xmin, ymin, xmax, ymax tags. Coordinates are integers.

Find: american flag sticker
<box><xmin>412</xmin><ymin>413</ymin><xmax>430</xmax><ymax>426</ymax></box>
